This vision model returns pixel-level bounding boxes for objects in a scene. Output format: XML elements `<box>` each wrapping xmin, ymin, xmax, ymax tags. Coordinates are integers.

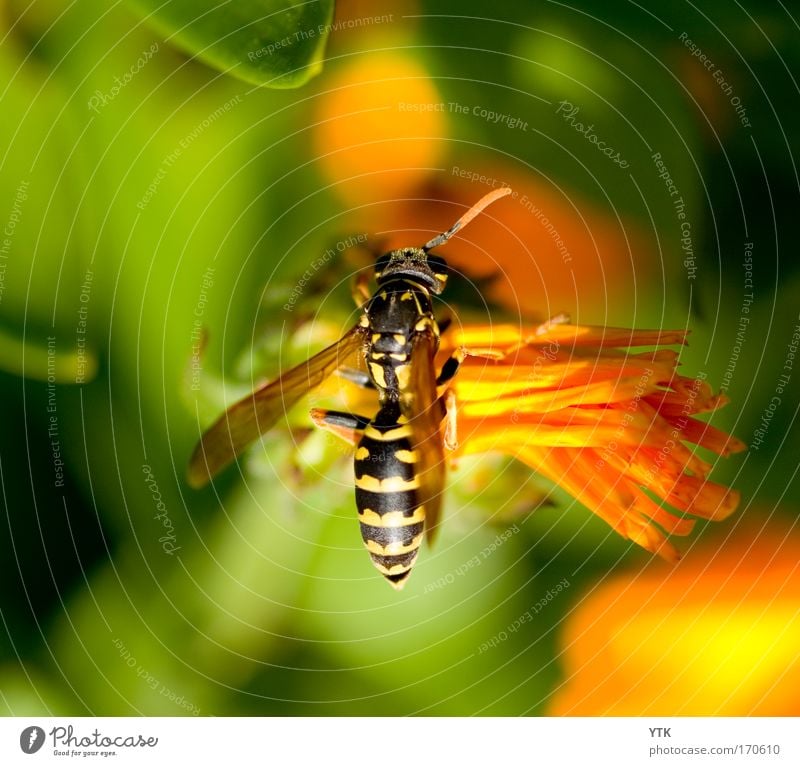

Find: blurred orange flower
<box><xmin>338</xmin><ymin>169</ymin><xmax>654</xmax><ymax>322</ymax></box>
<box><xmin>440</xmin><ymin>320</ymin><xmax>746</xmax><ymax>561</ymax></box>
<box><xmin>550</xmin><ymin>522</ymin><xmax>800</xmax><ymax>715</ymax></box>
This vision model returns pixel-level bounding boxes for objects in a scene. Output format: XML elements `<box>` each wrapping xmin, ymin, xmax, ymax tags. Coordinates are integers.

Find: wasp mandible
<box><xmin>187</xmin><ymin>187</ymin><xmax>512</xmax><ymax>589</ymax></box>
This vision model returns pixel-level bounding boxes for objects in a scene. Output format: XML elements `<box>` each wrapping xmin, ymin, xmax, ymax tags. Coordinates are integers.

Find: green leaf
<box><xmin>0</xmin><ymin>328</ymin><xmax>97</xmax><ymax>384</ymax></box>
<box><xmin>127</xmin><ymin>0</ymin><xmax>334</xmax><ymax>88</ymax></box>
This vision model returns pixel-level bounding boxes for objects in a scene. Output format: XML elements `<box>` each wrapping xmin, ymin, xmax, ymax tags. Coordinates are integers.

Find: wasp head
<box><xmin>374</xmin><ymin>248</ymin><xmax>448</xmax><ymax>294</ymax></box>
<box><xmin>371</xmin><ymin>188</ymin><xmax>513</xmax><ymax>296</ymax></box>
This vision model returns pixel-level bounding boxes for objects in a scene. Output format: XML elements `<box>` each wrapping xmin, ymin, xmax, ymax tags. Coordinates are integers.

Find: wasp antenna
<box><xmin>422</xmin><ymin>187</ymin><xmax>512</xmax><ymax>251</ymax></box>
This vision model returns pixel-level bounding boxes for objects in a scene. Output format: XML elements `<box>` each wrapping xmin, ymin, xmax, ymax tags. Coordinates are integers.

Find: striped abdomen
<box><xmin>354</xmin><ymin>402</ymin><xmax>424</xmax><ymax>590</ymax></box>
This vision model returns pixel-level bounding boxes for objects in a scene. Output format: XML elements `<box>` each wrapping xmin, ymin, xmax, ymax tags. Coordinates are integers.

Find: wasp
<box><xmin>187</xmin><ymin>187</ymin><xmax>511</xmax><ymax>589</ymax></box>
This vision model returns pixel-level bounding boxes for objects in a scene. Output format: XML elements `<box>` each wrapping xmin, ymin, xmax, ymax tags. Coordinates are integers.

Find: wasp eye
<box><xmin>426</xmin><ymin>254</ymin><xmax>447</xmax><ymax>275</ymax></box>
<box><xmin>374</xmin><ymin>253</ymin><xmax>391</xmax><ymax>277</ymax></box>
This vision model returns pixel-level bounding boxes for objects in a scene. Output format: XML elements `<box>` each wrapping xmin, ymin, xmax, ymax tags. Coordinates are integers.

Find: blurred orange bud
<box><xmin>313</xmin><ymin>52</ymin><xmax>447</xmax><ymax>205</ymax></box>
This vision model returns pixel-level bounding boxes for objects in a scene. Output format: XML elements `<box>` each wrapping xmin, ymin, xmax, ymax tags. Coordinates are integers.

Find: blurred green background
<box><xmin>1</xmin><ymin>0</ymin><xmax>798</xmax><ymax>716</ymax></box>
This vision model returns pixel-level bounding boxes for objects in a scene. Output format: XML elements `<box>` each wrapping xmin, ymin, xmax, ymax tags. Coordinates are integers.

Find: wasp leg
<box><xmin>336</xmin><ymin>367</ymin><xmax>375</xmax><ymax>390</ymax></box>
<box><xmin>441</xmin><ymin>388</ymin><xmax>458</xmax><ymax>451</ymax></box>
<box><xmin>310</xmin><ymin>409</ymin><xmax>370</xmax><ymax>446</ymax></box>
<box><xmin>436</xmin><ymin>348</ymin><xmax>465</xmax><ymax>386</ymax></box>
<box><xmin>502</xmin><ymin>314</ymin><xmax>573</xmax><ymax>357</ymax></box>
<box><xmin>351</xmin><ymin>271</ymin><xmax>372</xmax><ymax>308</ymax></box>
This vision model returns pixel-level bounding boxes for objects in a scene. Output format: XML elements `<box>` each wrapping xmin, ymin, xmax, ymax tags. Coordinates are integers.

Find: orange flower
<box><xmin>439</xmin><ymin>320</ymin><xmax>746</xmax><ymax>561</ymax></box>
<box><xmin>550</xmin><ymin>522</ymin><xmax>800</xmax><ymax>715</ymax></box>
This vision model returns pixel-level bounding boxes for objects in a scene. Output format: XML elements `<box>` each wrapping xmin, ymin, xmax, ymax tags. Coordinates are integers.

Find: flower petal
<box><xmin>447</xmin><ymin>322</ymin><xmax>743</xmax><ymax>559</ymax></box>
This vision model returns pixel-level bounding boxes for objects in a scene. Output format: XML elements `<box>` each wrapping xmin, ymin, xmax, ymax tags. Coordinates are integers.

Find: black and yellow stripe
<box><xmin>354</xmin><ymin>401</ymin><xmax>425</xmax><ymax>590</ymax></box>
<box><xmin>364</xmin><ymin>280</ymin><xmax>433</xmax><ymax>399</ymax></box>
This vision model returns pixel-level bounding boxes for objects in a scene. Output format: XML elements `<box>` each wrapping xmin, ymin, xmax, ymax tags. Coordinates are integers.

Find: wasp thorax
<box><xmin>374</xmin><ymin>248</ymin><xmax>448</xmax><ymax>294</ymax></box>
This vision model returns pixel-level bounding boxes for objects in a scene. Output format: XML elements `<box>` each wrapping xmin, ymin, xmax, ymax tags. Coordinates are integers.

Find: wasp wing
<box><xmin>187</xmin><ymin>325</ymin><xmax>367</xmax><ymax>488</ymax></box>
<box><xmin>404</xmin><ymin>331</ymin><xmax>447</xmax><ymax>543</ymax></box>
